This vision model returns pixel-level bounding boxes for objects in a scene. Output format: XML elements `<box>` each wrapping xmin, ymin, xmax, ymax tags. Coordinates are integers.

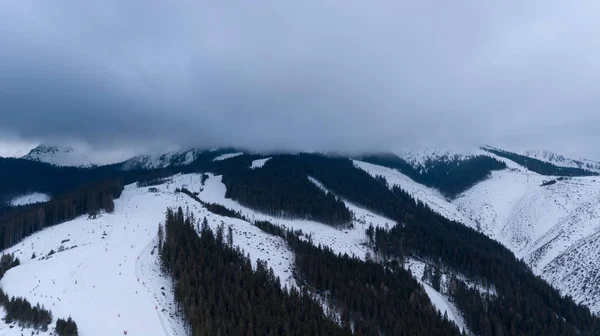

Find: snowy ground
<box><xmin>0</xmin><ymin>174</ymin><xmax>298</xmax><ymax>335</ymax></box>
<box><xmin>10</xmin><ymin>193</ymin><xmax>50</xmax><ymax>206</ymax></box>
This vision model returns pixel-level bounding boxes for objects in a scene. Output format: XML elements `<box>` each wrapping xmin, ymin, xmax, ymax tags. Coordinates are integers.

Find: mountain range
<box><xmin>1</xmin><ymin>144</ymin><xmax>600</xmax><ymax>335</ymax></box>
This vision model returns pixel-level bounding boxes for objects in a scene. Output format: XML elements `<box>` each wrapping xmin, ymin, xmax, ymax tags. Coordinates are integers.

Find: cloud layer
<box><xmin>1</xmin><ymin>1</ymin><xmax>600</xmax><ymax>157</ymax></box>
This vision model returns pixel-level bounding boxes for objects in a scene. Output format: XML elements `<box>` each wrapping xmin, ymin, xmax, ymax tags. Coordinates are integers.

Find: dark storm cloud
<box><xmin>1</xmin><ymin>1</ymin><xmax>600</xmax><ymax>157</ymax></box>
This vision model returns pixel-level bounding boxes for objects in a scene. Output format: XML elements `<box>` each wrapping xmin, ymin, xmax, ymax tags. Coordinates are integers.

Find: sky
<box><xmin>1</xmin><ymin>1</ymin><xmax>600</xmax><ymax>160</ymax></box>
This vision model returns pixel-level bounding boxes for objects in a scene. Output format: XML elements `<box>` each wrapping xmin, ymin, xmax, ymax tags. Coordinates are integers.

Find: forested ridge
<box><xmin>160</xmin><ymin>207</ymin><xmax>348</xmax><ymax>336</ymax></box>
<box><xmin>0</xmin><ymin>178</ymin><xmax>123</xmax><ymax>249</ymax></box>
<box><xmin>221</xmin><ymin>156</ymin><xmax>352</xmax><ymax>227</ymax></box>
<box><xmin>481</xmin><ymin>146</ymin><xmax>597</xmax><ymax>176</ymax></box>
<box><xmin>253</xmin><ymin>220</ymin><xmax>463</xmax><ymax>335</ymax></box>
<box><xmin>360</xmin><ymin>153</ymin><xmax>507</xmax><ymax>197</ymax></box>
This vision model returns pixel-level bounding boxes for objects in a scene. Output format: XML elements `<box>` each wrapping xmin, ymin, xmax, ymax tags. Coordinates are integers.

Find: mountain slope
<box><xmin>523</xmin><ymin>149</ymin><xmax>600</xmax><ymax>173</ymax></box>
<box><xmin>453</xmin><ymin>168</ymin><xmax>600</xmax><ymax>312</ymax></box>
<box><xmin>22</xmin><ymin>145</ymin><xmax>97</xmax><ymax>168</ymax></box>
<box><xmin>357</xmin><ymin>150</ymin><xmax>600</xmax><ymax>315</ymax></box>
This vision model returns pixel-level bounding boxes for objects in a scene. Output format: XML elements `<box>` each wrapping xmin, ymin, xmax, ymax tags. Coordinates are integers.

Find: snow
<box><xmin>353</xmin><ymin>160</ymin><xmax>476</xmax><ymax>227</ymax></box>
<box><xmin>453</xmin><ymin>168</ymin><xmax>600</xmax><ymax>312</ymax></box>
<box><xmin>0</xmin><ymin>174</ymin><xmax>300</xmax><ymax>335</ymax></box>
<box><xmin>212</xmin><ymin>152</ymin><xmax>243</xmax><ymax>161</ymax></box>
<box><xmin>121</xmin><ymin>149</ymin><xmax>204</xmax><ymax>170</ymax></box>
<box><xmin>357</xmin><ymin>155</ymin><xmax>600</xmax><ymax>313</ymax></box>
<box><xmin>404</xmin><ymin>259</ymin><xmax>467</xmax><ymax>333</ymax></box>
<box><xmin>10</xmin><ymin>193</ymin><xmax>50</xmax><ymax>206</ymax></box>
<box><xmin>396</xmin><ymin>146</ymin><xmax>479</xmax><ymax>168</ymax></box>
<box><xmin>197</xmin><ymin>173</ymin><xmax>394</xmax><ymax>260</ymax></box>
<box><xmin>522</xmin><ymin>149</ymin><xmax>600</xmax><ymax>172</ymax></box>
<box><xmin>250</xmin><ymin>157</ymin><xmax>271</xmax><ymax>169</ymax></box>
<box><xmin>22</xmin><ymin>145</ymin><xmax>97</xmax><ymax>167</ymax></box>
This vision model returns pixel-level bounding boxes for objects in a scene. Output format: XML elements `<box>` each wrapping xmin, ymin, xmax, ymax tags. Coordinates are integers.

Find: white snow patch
<box><xmin>212</xmin><ymin>153</ymin><xmax>243</xmax><ymax>161</ymax></box>
<box><xmin>10</xmin><ymin>193</ymin><xmax>50</xmax><ymax>206</ymax></box>
<box><xmin>251</xmin><ymin>157</ymin><xmax>271</xmax><ymax>169</ymax></box>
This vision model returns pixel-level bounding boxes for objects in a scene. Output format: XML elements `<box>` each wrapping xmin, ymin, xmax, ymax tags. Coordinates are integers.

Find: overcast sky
<box><xmin>1</xmin><ymin>1</ymin><xmax>600</xmax><ymax>159</ymax></box>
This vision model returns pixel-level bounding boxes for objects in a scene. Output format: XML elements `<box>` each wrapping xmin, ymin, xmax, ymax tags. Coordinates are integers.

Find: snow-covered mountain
<box><xmin>21</xmin><ymin>145</ymin><xmax>98</xmax><ymax>167</ymax></box>
<box><xmin>120</xmin><ymin>149</ymin><xmax>206</xmax><ymax>170</ymax></box>
<box><xmin>396</xmin><ymin>146</ymin><xmax>480</xmax><ymax>168</ymax></box>
<box><xmin>356</xmin><ymin>149</ymin><xmax>600</xmax><ymax>313</ymax></box>
<box><xmin>4</xmin><ymin>145</ymin><xmax>600</xmax><ymax>334</ymax></box>
<box><xmin>523</xmin><ymin>149</ymin><xmax>600</xmax><ymax>173</ymax></box>
<box><xmin>120</xmin><ymin>148</ymin><xmax>244</xmax><ymax>170</ymax></box>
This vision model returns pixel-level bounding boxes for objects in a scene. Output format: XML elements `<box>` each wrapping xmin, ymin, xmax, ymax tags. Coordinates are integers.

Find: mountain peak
<box><xmin>22</xmin><ymin>144</ymin><xmax>94</xmax><ymax>167</ymax></box>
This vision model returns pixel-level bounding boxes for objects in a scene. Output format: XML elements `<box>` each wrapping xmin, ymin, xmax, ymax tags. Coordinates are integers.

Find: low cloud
<box><xmin>1</xmin><ymin>1</ymin><xmax>600</xmax><ymax>158</ymax></box>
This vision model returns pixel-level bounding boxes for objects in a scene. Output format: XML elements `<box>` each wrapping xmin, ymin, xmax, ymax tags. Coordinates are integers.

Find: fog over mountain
<box><xmin>2</xmin><ymin>1</ymin><xmax>600</xmax><ymax>158</ymax></box>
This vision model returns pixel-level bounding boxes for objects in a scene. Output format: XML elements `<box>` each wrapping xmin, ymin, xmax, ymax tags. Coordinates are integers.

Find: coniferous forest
<box><xmin>160</xmin><ymin>207</ymin><xmax>348</xmax><ymax>336</ymax></box>
<box><xmin>221</xmin><ymin>157</ymin><xmax>352</xmax><ymax>227</ymax></box>
<box><xmin>360</xmin><ymin>153</ymin><xmax>507</xmax><ymax>198</ymax></box>
<box><xmin>0</xmin><ymin>178</ymin><xmax>123</xmax><ymax>249</ymax></box>
<box><xmin>214</xmin><ymin>154</ymin><xmax>600</xmax><ymax>335</ymax></box>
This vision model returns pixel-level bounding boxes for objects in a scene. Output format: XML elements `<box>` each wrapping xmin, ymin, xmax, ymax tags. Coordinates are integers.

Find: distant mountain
<box><xmin>120</xmin><ymin>148</ymin><xmax>206</xmax><ymax>170</ymax></box>
<box><xmin>482</xmin><ymin>146</ymin><xmax>597</xmax><ymax>176</ymax></box>
<box><xmin>119</xmin><ymin>147</ymin><xmax>242</xmax><ymax>170</ymax></box>
<box><xmin>523</xmin><ymin>149</ymin><xmax>600</xmax><ymax>173</ymax></box>
<box><xmin>21</xmin><ymin>144</ymin><xmax>97</xmax><ymax>167</ymax></box>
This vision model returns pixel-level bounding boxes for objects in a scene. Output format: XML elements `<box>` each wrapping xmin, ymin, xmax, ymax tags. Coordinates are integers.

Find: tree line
<box><xmin>0</xmin><ymin>178</ymin><xmax>123</xmax><ymax>249</ymax></box>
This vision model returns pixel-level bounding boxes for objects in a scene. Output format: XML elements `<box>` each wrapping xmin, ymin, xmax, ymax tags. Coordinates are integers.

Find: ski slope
<box><xmin>0</xmin><ymin>174</ymin><xmax>299</xmax><ymax>335</ymax></box>
<box><xmin>0</xmin><ymin>172</ymin><xmax>391</xmax><ymax>334</ymax></box>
